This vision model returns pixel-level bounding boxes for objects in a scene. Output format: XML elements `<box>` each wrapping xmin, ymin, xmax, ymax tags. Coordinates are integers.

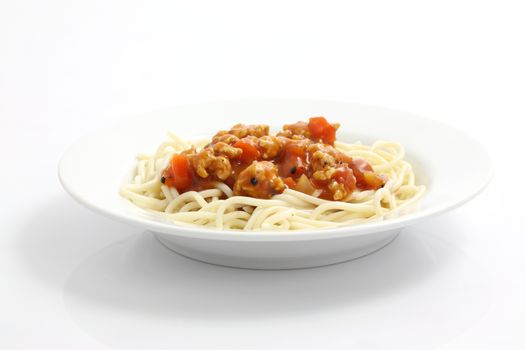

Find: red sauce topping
<box><xmin>161</xmin><ymin>117</ymin><xmax>386</xmax><ymax>200</ymax></box>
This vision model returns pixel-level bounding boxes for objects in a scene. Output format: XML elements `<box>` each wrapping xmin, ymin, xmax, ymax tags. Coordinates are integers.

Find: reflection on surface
<box><xmin>64</xmin><ymin>223</ymin><xmax>490</xmax><ymax>350</ymax></box>
<box><xmin>65</xmin><ymin>232</ymin><xmax>437</xmax><ymax>318</ymax></box>
<box><xmin>16</xmin><ymin>196</ymin><xmax>137</xmax><ymax>288</ymax></box>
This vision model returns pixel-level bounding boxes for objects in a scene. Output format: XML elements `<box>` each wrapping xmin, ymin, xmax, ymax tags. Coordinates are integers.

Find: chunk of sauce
<box><xmin>162</xmin><ymin>117</ymin><xmax>386</xmax><ymax>200</ymax></box>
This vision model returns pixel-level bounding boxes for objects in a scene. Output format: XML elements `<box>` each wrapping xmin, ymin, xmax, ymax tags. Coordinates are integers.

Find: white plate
<box><xmin>59</xmin><ymin>99</ymin><xmax>492</xmax><ymax>269</ymax></box>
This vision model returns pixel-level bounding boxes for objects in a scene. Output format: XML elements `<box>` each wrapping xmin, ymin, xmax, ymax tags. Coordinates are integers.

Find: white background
<box><xmin>1</xmin><ymin>1</ymin><xmax>524</xmax><ymax>349</ymax></box>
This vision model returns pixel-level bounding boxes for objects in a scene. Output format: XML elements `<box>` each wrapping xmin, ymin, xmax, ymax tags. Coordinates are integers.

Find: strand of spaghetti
<box><xmin>168</xmin><ymin>210</ymin><xmax>251</xmax><ymax>226</ymax></box>
<box><xmin>334</xmin><ymin>142</ymin><xmax>368</xmax><ymax>151</ymax></box>
<box><xmin>167</xmin><ymin>211</ymin><xmax>216</xmax><ymax>221</ymax></box>
<box><xmin>385</xmin><ymin>186</ymin><xmax>426</xmax><ymax>217</ymax></box>
<box><xmin>122</xmin><ymin>177</ymin><xmax>160</xmax><ymax>192</ymax></box>
<box><xmin>198</xmin><ymin>200</ymin><xmax>223</xmax><ymax>212</ymax></box>
<box><xmin>388</xmin><ymin>163</ymin><xmax>410</xmax><ymax>192</ymax></box>
<box><xmin>160</xmin><ymin>185</ymin><xmax>173</xmax><ymax>202</ymax></box>
<box><xmin>252</xmin><ymin>206</ymin><xmax>291</xmax><ymax>229</ymax></box>
<box><xmin>179</xmin><ymin>202</ymin><xmax>202</xmax><ymax>212</ymax></box>
<box><xmin>322</xmin><ymin>210</ymin><xmax>368</xmax><ymax>222</ymax></box>
<box><xmin>310</xmin><ymin>201</ymin><xmax>377</xmax><ymax>220</ymax></box>
<box><xmin>225</xmin><ymin>219</ymin><xmax>250</xmax><ymax>230</ymax></box>
<box><xmin>136</xmin><ymin>152</ymin><xmax>151</xmax><ymax>160</ymax></box>
<box><xmin>195</xmin><ymin>217</ymin><xmax>210</xmax><ymax>226</ymax></box>
<box><xmin>372</xmin><ymin>142</ymin><xmax>405</xmax><ymax>172</ymax></box>
<box><xmin>288</xmin><ymin>215</ymin><xmax>341</xmax><ymax>228</ymax></box>
<box><xmin>257</xmin><ymin>207</ymin><xmax>295</xmax><ymax>228</ymax></box>
<box><xmin>224</xmin><ymin>210</ymin><xmax>252</xmax><ymax>220</ymax></box>
<box><xmin>336</xmin><ymin>216</ymin><xmax>371</xmax><ymax>225</ymax></box>
<box><xmin>244</xmin><ymin>205</ymin><xmax>311</xmax><ymax>230</ymax></box>
<box><xmin>215</xmin><ymin>182</ymin><xmax>233</xmax><ymax>197</ymax></box>
<box><xmin>407</xmin><ymin>170</ymin><xmax>415</xmax><ymax>186</ymax></box>
<box><xmin>262</xmin><ymin>214</ymin><xmax>293</xmax><ymax>230</ymax></box>
<box><xmin>157</xmin><ymin>154</ymin><xmax>172</xmax><ymax>177</ymax></box>
<box><xmin>218</xmin><ymin>211</ymin><xmax>252</xmax><ymax>228</ymax></box>
<box><xmin>289</xmin><ymin>221</ymin><xmax>315</xmax><ymax>230</ymax></box>
<box><xmin>280</xmin><ymin>189</ymin><xmax>331</xmax><ymax>206</ymax></box>
<box><xmin>119</xmin><ymin>187</ymin><xmax>167</xmax><ymax>211</ymax></box>
<box><xmin>396</xmin><ymin>185</ymin><xmax>425</xmax><ymax>201</ymax></box>
<box><xmin>146</xmin><ymin>158</ymin><xmax>155</xmax><ymax>180</ymax></box>
<box><xmin>165</xmin><ymin>190</ymin><xmax>221</xmax><ymax>213</ymax></box>
<box><xmin>167</xmin><ymin>132</ymin><xmax>191</xmax><ymax>150</ymax></box>
<box><xmin>278</xmin><ymin>220</ymin><xmax>291</xmax><ymax>230</ymax></box>
<box><xmin>244</xmin><ymin>207</ymin><xmax>265</xmax><ymax>230</ymax></box>
<box><xmin>223</xmin><ymin>211</ymin><xmax>255</xmax><ymax>229</ymax></box>
<box><xmin>137</xmin><ymin>160</ymin><xmax>146</xmax><ymax>182</ymax></box>
<box><xmin>191</xmin><ymin>138</ymin><xmax>211</xmax><ymax>150</ymax></box>
<box><xmin>349</xmin><ymin>190</ymin><xmax>375</xmax><ymax>202</ymax></box>
<box><xmin>154</xmin><ymin>141</ymin><xmax>177</xmax><ymax>159</ymax></box>
<box><xmin>253</xmin><ymin>206</ymin><xmax>291</xmax><ymax>229</ymax></box>
<box><xmin>216</xmin><ymin>197</ymin><xmax>288</xmax><ymax>229</ymax></box>
<box><xmin>169</xmin><ymin>187</ymin><xmax>179</xmax><ymax>199</ymax></box>
<box><xmin>373</xmin><ymin>188</ymin><xmax>395</xmax><ymax>216</ymax></box>
<box><xmin>340</xmin><ymin>150</ymin><xmax>389</xmax><ymax>165</ymax></box>
<box><xmin>271</xmin><ymin>193</ymin><xmax>317</xmax><ymax>208</ymax></box>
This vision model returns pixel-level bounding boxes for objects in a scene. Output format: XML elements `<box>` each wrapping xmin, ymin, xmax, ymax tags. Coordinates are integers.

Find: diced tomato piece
<box><xmin>333</xmin><ymin>165</ymin><xmax>356</xmax><ymax>193</ymax></box>
<box><xmin>286</xmin><ymin>142</ymin><xmax>306</xmax><ymax>157</ymax></box>
<box><xmin>308</xmin><ymin>116</ymin><xmax>337</xmax><ymax>144</ymax></box>
<box><xmin>234</xmin><ymin>138</ymin><xmax>261</xmax><ymax>163</ymax></box>
<box><xmin>362</xmin><ymin>171</ymin><xmax>385</xmax><ymax>190</ymax></box>
<box><xmin>351</xmin><ymin>158</ymin><xmax>384</xmax><ymax>190</ymax></box>
<box><xmin>163</xmin><ymin>154</ymin><xmax>193</xmax><ymax>191</ymax></box>
<box><xmin>350</xmin><ymin>158</ymin><xmax>372</xmax><ymax>186</ymax></box>
<box><xmin>283</xmin><ymin>177</ymin><xmax>296</xmax><ymax>189</ymax></box>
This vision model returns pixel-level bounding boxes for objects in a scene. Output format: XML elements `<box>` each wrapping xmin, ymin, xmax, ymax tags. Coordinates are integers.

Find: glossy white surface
<box><xmin>58</xmin><ymin>101</ymin><xmax>491</xmax><ymax>268</ymax></box>
<box><xmin>1</xmin><ymin>0</ymin><xmax>524</xmax><ymax>348</ymax></box>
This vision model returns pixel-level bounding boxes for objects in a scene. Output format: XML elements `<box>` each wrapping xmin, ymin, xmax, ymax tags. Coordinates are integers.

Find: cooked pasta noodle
<box><xmin>120</xmin><ymin>133</ymin><xmax>425</xmax><ymax>230</ymax></box>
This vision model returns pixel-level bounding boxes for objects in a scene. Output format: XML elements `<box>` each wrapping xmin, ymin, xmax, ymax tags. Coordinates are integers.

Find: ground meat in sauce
<box><xmin>277</xmin><ymin>121</ymin><xmax>311</xmax><ymax>140</ymax></box>
<box><xmin>258</xmin><ymin>135</ymin><xmax>282</xmax><ymax>159</ymax></box>
<box><xmin>215</xmin><ymin>123</ymin><xmax>269</xmax><ymax>140</ymax></box>
<box><xmin>211</xmin><ymin>133</ymin><xmax>239</xmax><ymax>145</ymax></box>
<box><xmin>162</xmin><ymin>117</ymin><xmax>386</xmax><ymax>200</ymax></box>
<box><xmin>213</xmin><ymin>142</ymin><xmax>242</xmax><ymax>158</ymax></box>
<box><xmin>191</xmin><ymin>147</ymin><xmax>232</xmax><ymax>180</ymax></box>
<box><xmin>233</xmin><ymin>161</ymin><xmax>285</xmax><ymax>199</ymax></box>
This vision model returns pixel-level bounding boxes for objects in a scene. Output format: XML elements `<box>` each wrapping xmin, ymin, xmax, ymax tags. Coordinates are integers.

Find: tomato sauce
<box><xmin>162</xmin><ymin>117</ymin><xmax>386</xmax><ymax>200</ymax></box>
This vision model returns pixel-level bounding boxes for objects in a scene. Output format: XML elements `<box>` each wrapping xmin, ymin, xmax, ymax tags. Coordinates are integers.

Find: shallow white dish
<box><xmin>59</xmin><ymin>99</ymin><xmax>492</xmax><ymax>269</ymax></box>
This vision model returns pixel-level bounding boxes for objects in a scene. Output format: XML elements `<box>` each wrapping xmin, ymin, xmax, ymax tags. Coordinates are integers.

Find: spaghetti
<box><xmin>120</xmin><ymin>119</ymin><xmax>425</xmax><ymax>231</ymax></box>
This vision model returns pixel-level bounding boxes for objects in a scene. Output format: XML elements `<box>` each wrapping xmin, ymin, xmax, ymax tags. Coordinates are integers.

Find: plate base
<box><xmin>154</xmin><ymin>230</ymin><xmax>401</xmax><ymax>270</ymax></box>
